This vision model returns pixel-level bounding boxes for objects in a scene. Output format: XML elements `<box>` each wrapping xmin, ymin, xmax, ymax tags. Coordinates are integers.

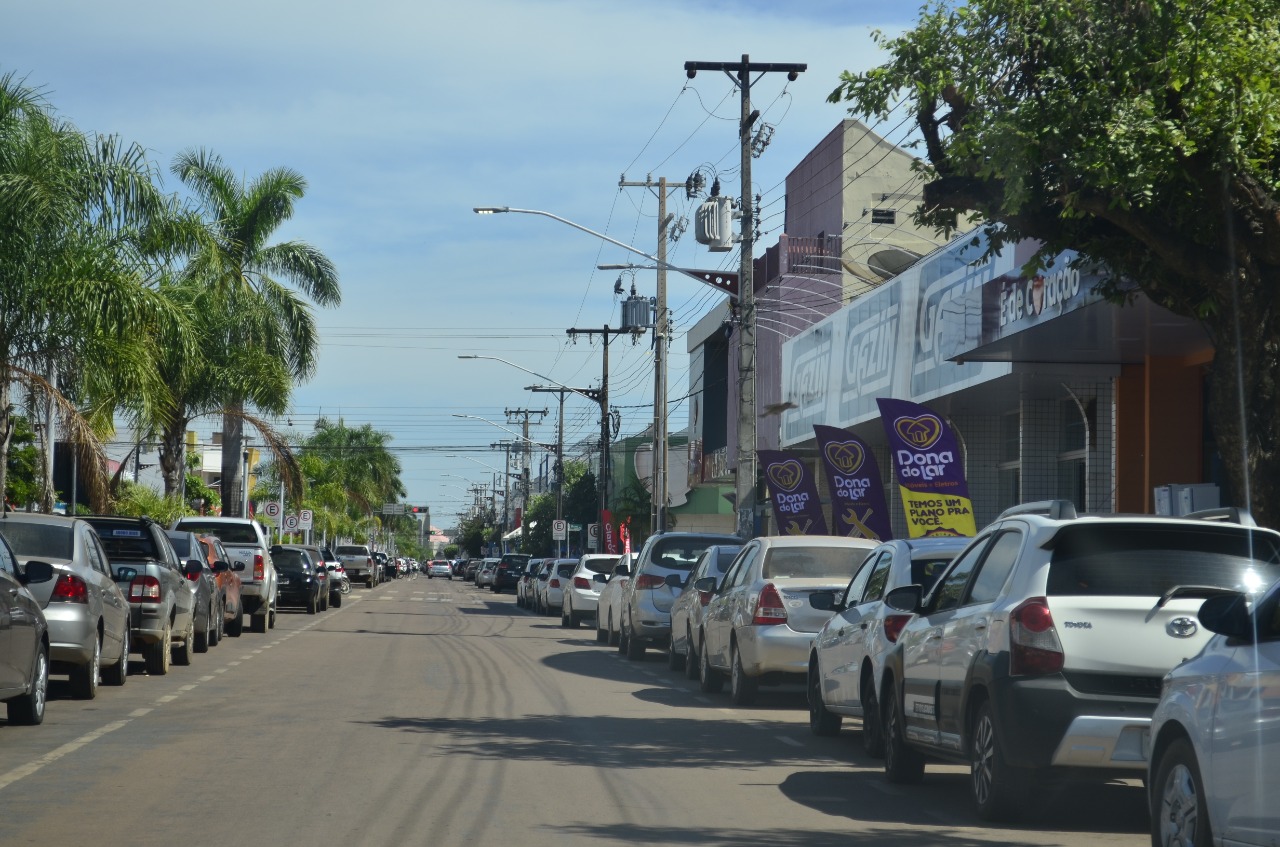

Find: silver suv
<box><xmin>619</xmin><ymin>532</ymin><xmax>741</xmax><ymax>660</ymax></box>
<box><xmin>878</xmin><ymin>501</ymin><xmax>1280</xmax><ymax>821</ymax></box>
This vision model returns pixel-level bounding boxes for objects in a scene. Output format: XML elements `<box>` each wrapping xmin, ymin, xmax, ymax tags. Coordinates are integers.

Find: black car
<box><xmin>491</xmin><ymin>553</ymin><xmax>530</xmax><ymax>593</ymax></box>
<box><xmin>271</xmin><ymin>545</ymin><xmax>325</xmax><ymax>614</ymax></box>
<box><xmin>464</xmin><ymin>559</ymin><xmax>481</xmax><ymax>581</ymax></box>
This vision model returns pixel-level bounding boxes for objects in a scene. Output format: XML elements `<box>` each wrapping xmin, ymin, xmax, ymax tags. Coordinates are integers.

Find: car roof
<box><xmin>753</xmin><ymin>535</ymin><xmax>881</xmax><ymax>549</ymax></box>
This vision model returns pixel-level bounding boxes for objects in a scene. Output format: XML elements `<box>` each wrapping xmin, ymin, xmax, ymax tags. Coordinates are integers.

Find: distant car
<box><xmin>517</xmin><ymin>559</ymin><xmax>544</xmax><ymax>609</ymax></box>
<box><xmin>476</xmin><ymin>559</ymin><xmax>499</xmax><ymax>588</ymax></box>
<box><xmin>464</xmin><ymin>559</ymin><xmax>481</xmax><ymax>581</ymax></box>
<box><xmin>272</xmin><ymin>545</ymin><xmax>326</xmax><ymax>614</ymax></box>
<box><xmin>1</xmin><ymin>513</ymin><xmax>132</xmax><ymax>698</ymax></box>
<box><xmin>537</xmin><ymin>559</ymin><xmax>577</xmax><ymax>616</ymax></box>
<box><xmin>669</xmin><ymin>544</ymin><xmax>743</xmax><ymax>675</ymax></box>
<box><xmin>0</xmin><ymin>534</ymin><xmax>54</xmax><ymax>725</ymax></box>
<box><xmin>595</xmin><ymin>553</ymin><xmax>634</xmax><ymax>646</ymax></box>
<box><xmin>166</xmin><ymin>530</ymin><xmax>223</xmax><ymax>654</ymax></box>
<box><xmin>492</xmin><ymin>553</ymin><xmax>530</xmax><ymax>593</ymax></box>
<box><xmin>560</xmin><ymin>554</ymin><xmax>620</xmax><ymax>628</ymax></box>
<box><xmin>195</xmin><ymin>534</ymin><xmax>245</xmax><ymax>637</ymax></box>
<box><xmin>427</xmin><ymin>560</ymin><xmax>452</xmax><ymax>579</ymax></box>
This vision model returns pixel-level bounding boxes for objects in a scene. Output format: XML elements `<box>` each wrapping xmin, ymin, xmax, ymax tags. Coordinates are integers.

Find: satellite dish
<box><xmin>867</xmin><ymin>247</ymin><xmax>922</xmax><ymax>278</ymax></box>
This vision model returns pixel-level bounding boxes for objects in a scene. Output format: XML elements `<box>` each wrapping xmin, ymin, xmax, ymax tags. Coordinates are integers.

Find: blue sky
<box><xmin>6</xmin><ymin>0</ymin><xmax>916</xmax><ymax>522</ymax></box>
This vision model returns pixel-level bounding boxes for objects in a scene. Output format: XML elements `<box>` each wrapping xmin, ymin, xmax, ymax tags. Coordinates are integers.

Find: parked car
<box><xmin>427</xmin><ymin>560</ymin><xmax>452</xmax><ymax>579</ymax></box>
<box><xmin>595</xmin><ymin>553</ymin><xmax>634</xmax><ymax>646</ymax></box>
<box><xmin>1148</xmin><ymin>583</ymin><xmax>1280</xmax><ymax>847</ymax></box>
<box><xmin>878</xmin><ymin>500</ymin><xmax>1280</xmax><ymax>821</ymax></box>
<box><xmin>464</xmin><ymin>559</ymin><xmax>481</xmax><ymax>581</ymax></box>
<box><xmin>451</xmin><ymin>559</ymin><xmax>467</xmax><ymax>578</ymax></box>
<box><xmin>536</xmin><ymin>559</ymin><xmax>577</xmax><ymax>616</ymax></box>
<box><xmin>272</xmin><ymin>545</ymin><xmax>326</xmax><ymax>614</ymax></box>
<box><xmin>0</xmin><ymin>534</ymin><xmax>54</xmax><ymax>725</ymax></box>
<box><xmin>806</xmin><ymin>537</ymin><xmax>967</xmax><ymax>753</ymax></box>
<box><xmin>189</xmin><ymin>534</ymin><xmax>245</xmax><ymax>637</ymax></box>
<box><xmin>517</xmin><ymin>558</ymin><xmax>544</xmax><ymax>608</ymax></box>
<box><xmin>669</xmin><ymin>544</ymin><xmax>743</xmax><ymax>674</ymax></box>
<box><xmin>476</xmin><ymin>559</ymin><xmax>499</xmax><ymax>588</ymax></box>
<box><xmin>560</xmin><ymin>554</ymin><xmax>620</xmax><ymax>628</ymax></box>
<box><xmin>166</xmin><ymin>530</ymin><xmax>222</xmax><ymax>653</ymax></box>
<box><xmin>0</xmin><ymin>513</ymin><xmax>131</xmax><ymax>698</ymax></box>
<box><xmin>492</xmin><ymin>553</ymin><xmax>530</xmax><ymax>593</ymax></box>
<box><xmin>619</xmin><ymin>532</ymin><xmax>742</xmax><ymax>660</ymax></box>
<box><xmin>697</xmin><ymin>535</ymin><xmax>879</xmax><ymax>704</ymax></box>
<box><xmin>172</xmin><ymin>517</ymin><xmax>278</xmax><ymax>632</ymax></box>
<box><xmin>319</xmin><ymin>547</ymin><xmax>347</xmax><ymax>607</ymax></box>
<box><xmin>88</xmin><ymin>516</ymin><xmax>201</xmax><ymax>675</ymax></box>
<box><xmin>335</xmin><ymin>543</ymin><xmax>378</xmax><ymax>588</ymax></box>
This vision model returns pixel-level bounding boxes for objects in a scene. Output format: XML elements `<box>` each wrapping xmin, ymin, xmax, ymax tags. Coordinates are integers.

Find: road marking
<box><xmin>198</xmin><ymin>675</ymin><xmax>215</xmax><ymax>682</ymax></box>
<box><xmin>179</xmin><ymin>684</ymin><xmax>197</xmax><ymax>691</ymax></box>
<box><xmin>718</xmin><ymin>708</ymin><xmax>737</xmax><ymax>715</ymax></box>
<box><xmin>0</xmin><ymin>720</ymin><xmax>130</xmax><ymax>793</ymax></box>
<box><xmin>228</xmin><ymin>661</ymin><xmax>242</xmax><ymax>666</ymax></box>
<box><xmin>776</xmin><ymin>736</ymin><xmax>803</xmax><ymax>747</ymax></box>
<box><xmin>157</xmin><ymin>695</ymin><xmax>178</xmax><ymax>703</ymax></box>
<box><xmin>129</xmin><ymin>708</ymin><xmax>152</xmax><ymax>718</ymax></box>
<box><xmin>214</xmin><ymin>667</ymin><xmax>229</xmax><ymax>673</ymax></box>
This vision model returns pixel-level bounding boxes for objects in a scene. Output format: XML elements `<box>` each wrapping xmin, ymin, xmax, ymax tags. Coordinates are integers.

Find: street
<box><xmin>0</xmin><ymin>579</ymin><xmax>1151</xmax><ymax>847</ymax></box>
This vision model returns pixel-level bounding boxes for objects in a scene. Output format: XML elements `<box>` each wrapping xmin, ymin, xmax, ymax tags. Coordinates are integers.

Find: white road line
<box><xmin>129</xmin><ymin>708</ymin><xmax>153</xmax><ymax>717</ymax></box>
<box><xmin>228</xmin><ymin>661</ymin><xmax>242</xmax><ymax>666</ymax></box>
<box><xmin>0</xmin><ymin>720</ymin><xmax>130</xmax><ymax>793</ymax></box>
<box><xmin>179</xmin><ymin>684</ymin><xmax>197</xmax><ymax>691</ymax></box>
<box><xmin>776</xmin><ymin>736</ymin><xmax>803</xmax><ymax>747</ymax></box>
<box><xmin>198</xmin><ymin>676</ymin><xmax>215</xmax><ymax>682</ymax></box>
<box><xmin>157</xmin><ymin>695</ymin><xmax>178</xmax><ymax>703</ymax></box>
<box><xmin>214</xmin><ymin>667</ymin><xmax>229</xmax><ymax>673</ymax></box>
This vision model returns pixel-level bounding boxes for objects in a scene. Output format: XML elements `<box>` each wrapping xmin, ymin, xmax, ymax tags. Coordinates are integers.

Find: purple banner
<box><xmin>876</xmin><ymin>398</ymin><xmax>977</xmax><ymax>538</ymax></box>
<box><xmin>759</xmin><ymin>450</ymin><xmax>829</xmax><ymax>536</ymax></box>
<box><xmin>813</xmin><ymin>425</ymin><xmax>893</xmax><ymax>541</ymax></box>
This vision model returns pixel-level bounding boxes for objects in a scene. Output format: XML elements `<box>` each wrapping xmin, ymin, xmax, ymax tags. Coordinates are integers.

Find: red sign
<box><xmin>602</xmin><ymin>510</ymin><xmax>617</xmax><ymax>554</ymax></box>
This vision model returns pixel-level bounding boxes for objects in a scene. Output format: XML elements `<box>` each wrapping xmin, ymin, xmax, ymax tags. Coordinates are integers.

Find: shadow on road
<box><xmin>542</xmin><ymin>823</ymin><xmax>1013</xmax><ymax>847</ymax></box>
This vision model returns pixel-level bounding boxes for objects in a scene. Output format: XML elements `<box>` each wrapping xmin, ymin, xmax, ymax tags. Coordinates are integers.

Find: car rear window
<box><xmin>649</xmin><ymin>537</ymin><xmax>733</xmax><ymax>571</ymax></box>
<box><xmin>273</xmin><ymin>549</ymin><xmax>308</xmax><ymax>571</ymax></box>
<box><xmin>556</xmin><ymin>563</ymin><xmax>575</xmax><ymax>577</ymax></box>
<box><xmin>87</xmin><ymin>521</ymin><xmax>161</xmax><ymax>561</ymax></box>
<box><xmin>582</xmin><ymin>557</ymin><xmax>620</xmax><ymax>575</ymax></box>
<box><xmin>167</xmin><ymin>534</ymin><xmax>193</xmax><ymax>557</ymax></box>
<box><xmin>1048</xmin><ymin>524</ymin><xmax>1280</xmax><ymax>597</ymax></box>
<box><xmin>175</xmin><ymin>521</ymin><xmax>261</xmax><ymax>544</ymax></box>
<box><xmin>336</xmin><ymin>546</ymin><xmax>367</xmax><ymax>556</ymax></box>
<box><xmin>714</xmin><ymin>548</ymin><xmax>742</xmax><ymax>574</ymax></box>
<box><xmin>762</xmin><ymin>546</ymin><xmax>874</xmax><ymax>579</ymax></box>
<box><xmin>0</xmin><ymin>521</ymin><xmax>74</xmax><ymax>560</ymax></box>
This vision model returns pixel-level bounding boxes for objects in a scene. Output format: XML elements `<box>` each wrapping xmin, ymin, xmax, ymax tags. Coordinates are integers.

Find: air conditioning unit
<box><xmin>695</xmin><ymin>196</ymin><xmax>737</xmax><ymax>252</ymax></box>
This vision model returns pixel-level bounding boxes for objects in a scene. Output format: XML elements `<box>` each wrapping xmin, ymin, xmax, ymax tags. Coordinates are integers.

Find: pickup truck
<box><xmin>172</xmin><ymin>517</ymin><xmax>278</xmax><ymax>633</ymax></box>
<box><xmin>86</xmin><ymin>516</ymin><xmax>201</xmax><ymax>675</ymax></box>
<box><xmin>335</xmin><ymin>544</ymin><xmax>378</xmax><ymax>588</ymax></box>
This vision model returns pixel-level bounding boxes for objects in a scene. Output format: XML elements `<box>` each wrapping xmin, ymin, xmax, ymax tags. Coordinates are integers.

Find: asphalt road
<box><xmin>0</xmin><ymin>577</ymin><xmax>1152</xmax><ymax>847</ymax></box>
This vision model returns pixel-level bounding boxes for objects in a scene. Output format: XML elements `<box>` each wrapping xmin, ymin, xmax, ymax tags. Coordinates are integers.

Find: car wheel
<box><xmin>860</xmin><ymin>672</ymin><xmax>884</xmax><ymax>756</ymax></box>
<box><xmin>332</xmin><ymin>592</ymin><xmax>342</xmax><ymax>609</ymax></box>
<box><xmin>269</xmin><ymin>606</ymin><xmax>277</xmax><ymax>628</ymax></box>
<box><xmin>560</xmin><ymin>603</ymin><xmax>572</xmax><ymax>629</ymax></box>
<box><xmin>307</xmin><ymin>594</ymin><xmax>318</xmax><ymax>614</ymax></box>
<box><xmin>595</xmin><ymin>621</ymin><xmax>608</xmax><ymax>643</ymax></box>
<box><xmin>367</xmin><ymin>578</ymin><xmax>375</xmax><ymax>589</ymax></box>
<box><xmin>210</xmin><ymin>602</ymin><xmax>223</xmax><ymax>647</ymax></box>
<box><xmin>683</xmin><ymin>626</ymin><xmax>700</xmax><ymax>681</ymax></box>
<box><xmin>227</xmin><ymin>610</ymin><xmax>244</xmax><ymax>637</ymax></box>
<box><xmin>729</xmin><ymin>643</ymin><xmax>757</xmax><ymax>705</ymax></box>
<box><xmin>608</xmin><ymin>612</ymin><xmax>620</xmax><ymax>647</ymax></box>
<box><xmin>103</xmin><ymin>627</ymin><xmax>128</xmax><ymax>686</ymax></box>
<box><xmin>970</xmin><ymin>701</ymin><xmax>1031</xmax><ymax>820</ymax></box>
<box><xmin>251</xmin><ymin>613</ymin><xmax>267</xmax><ymax>634</ymax></box>
<box><xmin>173</xmin><ymin>617</ymin><xmax>193</xmax><ymax>666</ymax></box>
<box><xmin>808</xmin><ymin>660</ymin><xmax>842</xmax><ymax>737</ymax></box>
<box><xmin>698</xmin><ymin>636</ymin><xmax>724</xmax><ymax>693</ymax></box>
<box><xmin>145</xmin><ymin>623</ymin><xmax>172</xmax><ymax>676</ymax></box>
<box><xmin>7</xmin><ymin>647</ymin><xmax>48</xmax><ymax>726</ymax></box>
<box><xmin>1151</xmin><ymin>737</ymin><xmax>1211</xmax><ymax>847</ymax></box>
<box><xmin>70</xmin><ymin>633</ymin><xmax>101</xmax><ymax>700</ymax></box>
<box><xmin>625</xmin><ymin>626</ymin><xmax>646</xmax><ymax>661</ymax></box>
<box><xmin>667</xmin><ymin>639</ymin><xmax>685</xmax><ymax>672</ymax></box>
<box><xmin>883</xmin><ymin>685</ymin><xmax>924</xmax><ymax>784</ymax></box>
<box><xmin>617</xmin><ymin>621</ymin><xmax>629</xmax><ymax>655</ymax></box>
<box><xmin>194</xmin><ymin>610</ymin><xmax>211</xmax><ymax>654</ymax></box>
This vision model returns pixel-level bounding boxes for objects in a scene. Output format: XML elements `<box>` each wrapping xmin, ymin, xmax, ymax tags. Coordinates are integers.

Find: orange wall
<box><xmin>1115</xmin><ymin>357</ymin><xmax>1205</xmax><ymax>513</ymax></box>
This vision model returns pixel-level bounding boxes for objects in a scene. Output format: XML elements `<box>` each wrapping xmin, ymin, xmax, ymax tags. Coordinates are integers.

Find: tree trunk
<box><xmin>0</xmin><ymin>374</ymin><xmax>11</xmax><ymax>510</ymax></box>
<box><xmin>158</xmin><ymin>416</ymin><xmax>190</xmax><ymax>499</ymax></box>
<box><xmin>221</xmin><ymin>406</ymin><xmax>244</xmax><ymax>517</ymax></box>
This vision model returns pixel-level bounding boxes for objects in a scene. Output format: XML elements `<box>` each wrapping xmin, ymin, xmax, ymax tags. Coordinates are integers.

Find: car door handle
<box><xmin>837</xmin><ymin>628</ymin><xmax>848</xmax><ymax>637</ymax></box>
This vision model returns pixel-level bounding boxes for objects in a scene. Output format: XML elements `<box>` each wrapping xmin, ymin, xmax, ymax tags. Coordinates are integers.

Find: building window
<box><xmin>870</xmin><ymin>209</ymin><xmax>896</xmax><ymax>225</ymax></box>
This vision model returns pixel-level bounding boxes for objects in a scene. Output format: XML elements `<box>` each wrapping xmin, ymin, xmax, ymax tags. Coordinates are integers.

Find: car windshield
<box><xmin>167</xmin><ymin>534</ymin><xmax>192</xmax><ymax>557</ymax></box>
<box><xmin>582</xmin><ymin>557</ymin><xmax>619</xmax><ymax>575</ymax></box>
<box><xmin>273</xmin><ymin>549</ymin><xmax>309</xmax><ymax>572</ymax></box>
<box><xmin>88</xmin><ymin>521</ymin><xmax>160</xmax><ymax>561</ymax></box>
<box><xmin>336</xmin><ymin>546</ymin><xmax>366</xmax><ymax>556</ymax></box>
<box><xmin>0</xmin><ymin>521</ymin><xmax>74</xmax><ymax>560</ymax></box>
<box><xmin>762</xmin><ymin>546</ymin><xmax>873</xmax><ymax>579</ymax></box>
<box><xmin>649</xmin><ymin>537</ymin><xmax>731</xmax><ymax>571</ymax></box>
<box><xmin>1048</xmin><ymin>524</ymin><xmax>1280</xmax><ymax>597</ymax></box>
<box><xmin>175</xmin><ymin>521</ymin><xmax>260</xmax><ymax>544</ymax></box>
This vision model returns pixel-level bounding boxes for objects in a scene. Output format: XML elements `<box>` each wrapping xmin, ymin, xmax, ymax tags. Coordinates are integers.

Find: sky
<box><xmin>5</xmin><ymin>0</ymin><xmax>917</xmax><ymax>525</ymax></box>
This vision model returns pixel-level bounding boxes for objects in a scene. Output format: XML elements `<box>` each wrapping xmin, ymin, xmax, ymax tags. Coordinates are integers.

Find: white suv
<box><xmin>560</xmin><ymin>554</ymin><xmax>620</xmax><ymax>629</ymax></box>
<box><xmin>878</xmin><ymin>501</ymin><xmax>1280</xmax><ymax>821</ymax></box>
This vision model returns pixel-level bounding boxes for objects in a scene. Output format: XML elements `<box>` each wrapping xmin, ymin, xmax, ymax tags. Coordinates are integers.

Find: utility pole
<box><xmin>505</xmin><ymin>407</ymin><xmax>546</xmax><ymax>551</ymax></box>
<box><xmin>527</xmin><ymin>384</ymin><xmax>601</xmax><ymax>553</ymax></box>
<box><xmin>565</xmin><ymin>325</ymin><xmax>634</xmax><ymax>547</ymax></box>
<box><xmin>618</xmin><ymin>175</ymin><xmax>685</xmax><ymax>533</ymax></box>
<box><xmin>684</xmin><ymin>55</ymin><xmax>806</xmax><ymax>539</ymax></box>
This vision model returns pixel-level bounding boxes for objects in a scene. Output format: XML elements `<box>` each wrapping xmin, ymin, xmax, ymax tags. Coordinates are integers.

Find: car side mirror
<box><xmin>183</xmin><ymin>560</ymin><xmax>204</xmax><ymax>580</ymax></box>
<box><xmin>884</xmin><ymin>585</ymin><xmax>923</xmax><ymax>613</ymax></box>
<box><xmin>113</xmin><ymin>566</ymin><xmax>139</xmax><ymax>583</ymax></box>
<box><xmin>189</xmin><ymin>558</ymin><xmax>206</xmax><ymax>572</ymax></box>
<box><xmin>212</xmin><ymin>560</ymin><xmax>230</xmax><ymax>573</ymax></box>
<box><xmin>809</xmin><ymin>590</ymin><xmax>837</xmax><ymax>611</ymax></box>
<box><xmin>693</xmin><ymin>576</ymin><xmax>717</xmax><ymax>593</ymax></box>
<box><xmin>593</xmin><ymin>573</ymin><xmax>609</xmax><ymax>584</ymax></box>
<box><xmin>1198</xmin><ymin>593</ymin><xmax>1253</xmax><ymax>641</ymax></box>
<box><xmin>20</xmin><ymin>560</ymin><xmax>55</xmax><ymax>585</ymax></box>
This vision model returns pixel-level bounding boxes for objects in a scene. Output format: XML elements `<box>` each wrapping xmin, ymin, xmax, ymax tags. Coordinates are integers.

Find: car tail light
<box><xmin>253</xmin><ymin>553</ymin><xmax>265</xmax><ymax>581</ymax></box>
<box><xmin>635</xmin><ymin>574</ymin><xmax>665</xmax><ymax>590</ymax></box>
<box><xmin>185</xmin><ymin>567</ymin><xmax>201</xmax><ymax>582</ymax></box>
<box><xmin>752</xmin><ymin>583</ymin><xmax>787</xmax><ymax>625</ymax></box>
<box><xmin>50</xmin><ymin>573</ymin><xmax>89</xmax><ymax>603</ymax></box>
<box><xmin>882</xmin><ymin>613</ymin><xmax>912</xmax><ymax>644</ymax></box>
<box><xmin>366</xmin><ymin>557</ymin><xmax>373</xmax><ymax>568</ymax></box>
<box><xmin>573</xmin><ymin>576</ymin><xmax>591</xmax><ymax>589</ymax></box>
<box><xmin>129</xmin><ymin>576</ymin><xmax>162</xmax><ymax>602</ymax></box>
<box><xmin>1009</xmin><ymin>597</ymin><xmax>1064</xmax><ymax>676</ymax></box>
<box><xmin>549</xmin><ymin>578</ymin><xmax>561</xmax><ymax>588</ymax></box>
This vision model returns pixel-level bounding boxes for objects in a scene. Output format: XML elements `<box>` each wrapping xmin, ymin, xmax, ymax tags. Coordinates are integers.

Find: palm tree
<box><xmin>173</xmin><ymin>149</ymin><xmax>340</xmax><ymax>516</ymax></box>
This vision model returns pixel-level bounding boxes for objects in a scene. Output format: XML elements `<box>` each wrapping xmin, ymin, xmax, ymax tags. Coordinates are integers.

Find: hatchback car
<box><xmin>595</xmin><ymin>553</ymin><xmax>634</xmax><ymax>646</ymax></box>
<box><xmin>669</xmin><ymin>544</ymin><xmax>743</xmax><ymax>674</ymax></box>
<box><xmin>272</xmin><ymin>545</ymin><xmax>326</xmax><ymax>614</ymax></box>
<box><xmin>698</xmin><ymin>535</ymin><xmax>879</xmax><ymax>704</ymax></box>
<box><xmin>475</xmin><ymin>559</ymin><xmax>499</xmax><ymax>588</ymax></box>
<box><xmin>427</xmin><ymin>560</ymin><xmax>452</xmax><ymax>579</ymax></box>
<box><xmin>1148</xmin><ymin>583</ymin><xmax>1280</xmax><ymax>847</ymax></box>
<box><xmin>492</xmin><ymin>553</ymin><xmax>530</xmax><ymax>593</ymax></box>
<box><xmin>560</xmin><ymin>554</ymin><xmax>620</xmax><ymax>628</ymax></box>
<box><xmin>166</xmin><ymin>530</ymin><xmax>222</xmax><ymax>653</ymax></box>
<box><xmin>1</xmin><ymin>513</ymin><xmax>131</xmax><ymax>698</ymax></box>
<box><xmin>537</xmin><ymin>559</ymin><xmax>578</xmax><ymax>616</ymax></box>
<box><xmin>517</xmin><ymin>558</ymin><xmax>544</xmax><ymax>609</ymax></box>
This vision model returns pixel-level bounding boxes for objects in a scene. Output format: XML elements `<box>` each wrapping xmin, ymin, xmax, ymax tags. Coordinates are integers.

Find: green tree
<box><xmin>457</xmin><ymin>513</ymin><xmax>488</xmax><ymax>557</ymax></box>
<box><xmin>830</xmin><ymin>0</ymin><xmax>1280</xmax><ymax>524</ymax></box>
<box><xmin>563</xmin><ymin>469</ymin><xmax>598</xmax><ymax>531</ymax></box>
<box><xmin>173</xmin><ymin>149</ymin><xmax>340</xmax><ymax>517</ymax></box>
<box><xmin>4</xmin><ymin>416</ymin><xmax>40</xmax><ymax>508</ymax></box>
<box><xmin>521</xmin><ymin>493</ymin><xmax>555</xmax><ymax>556</ymax></box>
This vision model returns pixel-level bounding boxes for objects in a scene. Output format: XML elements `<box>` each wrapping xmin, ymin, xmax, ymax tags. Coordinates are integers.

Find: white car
<box><xmin>517</xmin><ymin>559</ymin><xmax>544</xmax><ymax>609</ymax></box>
<box><xmin>476</xmin><ymin>559</ymin><xmax>498</xmax><ymax>587</ymax></box>
<box><xmin>560</xmin><ymin>554</ymin><xmax>620</xmax><ymax>628</ymax></box>
<box><xmin>1148</xmin><ymin>581</ymin><xmax>1280</xmax><ymax>847</ymax></box>
<box><xmin>595</xmin><ymin>553</ymin><xmax>634</xmax><ymax>645</ymax></box>
<box><xmin>426</xmin><ymin>560</ymin><xmax>452</xmax><ymax>579</ymax></box>
<box><xmin>536</xmin><ymin>559</ymin><xmax>577</xmax><ymax>616</ymax></box>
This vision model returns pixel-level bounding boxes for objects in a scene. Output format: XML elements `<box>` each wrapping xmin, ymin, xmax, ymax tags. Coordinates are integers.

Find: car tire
<box><xmin>227</xmin><ymin>611</ymin><xmax>244</xmax><ymax>637</ymax></box>
<box><xmin>332</xmin><ymin>592</ymin><xmax>342</xmax><ymax>609</ymax></box>
<box><xmin>698</xmin><ymin>637</ymin><xmax>724</xmax><ymax>693</ymax></box>
<box><xmin>307</xmin><ymin>594</ymin><xmax>318</xmax><ymax>614</ymax></box>
<box><xmin>595</xmin><ymin>623</ymin><xmax>608</xmax><ymax>643</ymax></box>
<box><xmin>860</xmin><ymin>672</ymin><xmax>884</xmax><ymax>756</ymax></box>
<box><xmin>194</xmin><ymin>616</ymin><xmax>210</xmax><ymax>653</ymax></box>
<box><xmin>684</xmin><ymin>626</ymin><xmax>700</xmax><ymax>681</ymax></box>
<box><xmin>210</xmin><ymin>602</ymin><xmax>223</xmax><ymax>647</ymax></box>
<box><xmin>269</xmin><ymin>606</ymin><xmax>277</xmax><ymax>628</ymax></box>
<box><xmin>667</xmin><ymin>640</ymin><xmax>685</xmax><ymax>672</ymax></box>
<box><xmin>103</xmin><ymin>627</ymin><xmax>128</xmax><ymax>686</ymax></box>
<box><xmin>1151</xmin><ymin>737</ymin><xmax>1212</xmax><ymax>847</ymax></box>
<box><xmin>561</xmin><ymin>603</ymin><xmax>572</xmax><ymax>628</ymax></box>
<box><xmin>173</xmin><ymin>618</ymin><xmax>193</xmax><ymax>666</ymax></box>
<box><xmin>625</xmin><ymin>626</ymin><xmax>645</xmax><ymax>661</ymax></box>
<box><xmin>367</xmin><ymin>578</ymin><xmax>375</xmax><ymax>589</ymax></box>
<box><xmin>608</xmin><ymin>612</ymin><xmax>620</xmax><ymax>647</ymax></box>
<box><xmin>7</xmin><ymin>647</ymin><xmax>48</xmax><ymax>726</ymax></box>
<box><xmin>883</xmin><ymin>685</ymin><xmax>924</xmax><ymax>784</ymax></box>
<box><xmin>251</xmin><ymin>613</ymin><xmax>267</xmax><ymax>634</ymax></box>
<box><xmin>70</xmin><ymin>634</ymin><xmax>101</xmax><ymax>700</ymax></box>
<box><xmin>729</xmin><ymin>643</ymin><xmax>757</xmax><ymax>705</ymax></box>
<box><xmin>808</xmin><ymin>660</ymin><xmax>842</xmax><ymax>737</ymax></box>
<box><xmin>617</xmin><ymin>621</ymin><xmax>629</xmax><ymax>655</ymax></box>
<box><xmin>145</xmin><ymin>623</ymin><xmax>172</xmax><ymax>676</ymax></box>
<box><xmin>970</xmin><ymin>700</ymin><xmax>1031</xmax><ymax>820</ymax></box>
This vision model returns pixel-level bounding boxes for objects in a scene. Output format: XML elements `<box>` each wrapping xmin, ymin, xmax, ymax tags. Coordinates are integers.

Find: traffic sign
<box><xmin>298</xmin><ymin>509</ymin><xmax>314</xmax><ymax>530</ymax></box>
<box><xmin>283</xmin><ymin>514</ymin><xmax>301</xmax><ymax>532</ymax></box>
<box><xmin>381</xmin><ymin>503</ymin><xmax>405</xmax><ymax>516</ymax></box>
<box><xmin>569</xmin><ymin>523</ymin><xmax>583</xmax><ymax>532</ymax></box>
<box><xmin>552</xmin><ymin>519</ymin><xmax>567</xmax><ymax>540</ymax></box>
<box><xmin>587</xmin><ymin>523</ymin><xmax>599</xmax><ymax>549</ymax></box>
<box><xmin>264</xmin><ymin>501</ymin><xmax>281</xmax><ymax>518</ymax></box>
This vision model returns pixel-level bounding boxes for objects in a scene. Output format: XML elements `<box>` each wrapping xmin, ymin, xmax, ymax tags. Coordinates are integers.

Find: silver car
<box><xmin>594</xmin><ymin>553</ymin><xmax>633</xmax><ymax>645</ymax></box>
<box><xmin>559</xmin><ymin>554</ymin><xmax>620</xmax><ymax>629</ymax></box>
<box><xmin>536</xmin><ymin>559</ymin><xmax>577</xmax><ymax>616</ymax></box>
<box><xmin>476</xmin><ymin>558</ymin><xmax>499</xmax><ymax>588</ymax></box>
<box><xmin>698</xmin><ymin>535</ymin><xmax>879</xmax><ymax>705</ymax></box>
<box><xmin>669</xmin><ymin>544</ymin><xmax>743</xmax><ymax>675</ymax></box>
<box><xmin>0</xmin><ymin>513</ymin><xmax>131</xmax><ymax>698</ymax></box>
<box><xmin>620</xmin><ymin>532</ymin><xmax>742</xmax><ymax>660</ymax></box>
